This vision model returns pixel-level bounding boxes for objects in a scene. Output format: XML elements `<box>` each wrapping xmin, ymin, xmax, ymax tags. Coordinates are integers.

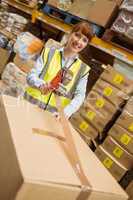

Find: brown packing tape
<box><xmin>55</xmin><ymin>95</ymin><xmax>92</xmax><ymax>199</ymax></box>
<box><xmin>32</xmin><ymin>128</ymin><xmax>66</xmax><ymax>141</ymax></box>
<box><xmin>34</xmin><ymin>96</ymin><xmax>92</xmax><ymax>199</ymax></box>
<box><xmin>57</xmin><ymin>139</ymin><xmax>92</xmax><ymax>199</ymax></box>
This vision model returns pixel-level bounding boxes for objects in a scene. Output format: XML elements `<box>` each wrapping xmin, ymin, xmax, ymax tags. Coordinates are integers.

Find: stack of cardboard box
<box><xmin>95</xmin><ymin>98</ymin><xmax>133</xmax><ymax>182</ymax></box>
<box><xmin>70</xmin><ymin>65</ymin><xmax>132</xmax><ymax>145</ymax></box>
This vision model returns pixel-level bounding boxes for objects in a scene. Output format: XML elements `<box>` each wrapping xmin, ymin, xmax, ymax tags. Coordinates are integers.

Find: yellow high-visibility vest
<box><xmin>25</xmin><ymin>47</ymin><xmax>90</xmax><ymax>111</ymax></box>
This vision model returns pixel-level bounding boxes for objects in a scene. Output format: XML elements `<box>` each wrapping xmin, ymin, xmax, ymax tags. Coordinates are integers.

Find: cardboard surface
<box><xmin>95</xmin><ymin>146</ymin><xmax>128</xmax><ymax>181</ymax></box>
<box><xmin>79</xmin><ymin>106</ymin><xmax>108</xmax><ymax>133</ymax></box>
<box><xmin>109</xmin><ymin>124</ymin><xmax>133</xmax><ymax>154</ymax></box>
<box><xmin>69</xmin><ymin>0</ymin><xmax>95</xmax><ymax>20</ymax></box>
<box><xmin>116</xmin><ymin>98</ymin><xmax>133</xmax><ymax>134</ymax></box>
<box><xmin>85</xmin><ymin>90</ymin><xmax>116</xmax><ymax>123</ymax></box>
<box><xmin>114</xmin><ymin>0</ymin><xmax>123</xmax><ymax>5</ymax></box>
<box><xmin>70</xmin><ymin>112</ymin><xmax>98</xmax><ymax>139</ymax></box>
<box><xmin>116</xmin><ymin>109</ymin><xmax>133</xmax><ymax>134</ymax></box>
<box><xmin>14</xmin><ymin>54</ymin><xmax>35</xmax><ymax>74</ymax></box>
<box><xmin>100</xmin><ymin>65</ymin><xmax>133</xmax><ymax>92</ymax></box>
<box><xmin>69</xmin><ymin>0</ymin><xmax>117</xmax><ymax>27</ymax></box>
<box><xmin>92</xmin><ymin>78</ymin><xmax>125</xmax><ymax>107</ymax></box>
<box><xmin>102</xmin><ymin>136</ymin><xmax>133</xmax><ymax>169</ymax></box>
<box><xmin>0</xmin><ymin>95</ymin><xmax>128</xmax><ymax>200</ymax></box>
<box><xmin>126</xmin><ymin>181</ymin><xmax>133</xmax><ymax>200</ymax></box>
<box><xmin>87</xmin><ymin>0</ymin><xmax>118</xmax><ymax>27</ymax></box>
<box><xmin>116</xmin><ymin>97</ymin><xmax>133</xmax><ymax>133</ymax></box>
<box><xmin>0</xmin><ymin>48</ymin><xmax>10</xmax><ymax>74</ymax></box>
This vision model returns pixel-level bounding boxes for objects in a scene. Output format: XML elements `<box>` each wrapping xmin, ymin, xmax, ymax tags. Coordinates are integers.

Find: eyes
<box><xmin>74</xmin><ymin>32</ymin><xmax>88</xmax><ymax>43</ymax></box>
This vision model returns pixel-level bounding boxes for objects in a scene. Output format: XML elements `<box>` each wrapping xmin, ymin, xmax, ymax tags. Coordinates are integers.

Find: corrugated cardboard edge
<box><xmin>0</xmin><ymin>96</ymin><xmax>24</xmax><ymax>200</ymax></box>
<box><xmin>15</xmin><ymin>180</ymin><xmax>128</xmax><ymax>200</ymax></box>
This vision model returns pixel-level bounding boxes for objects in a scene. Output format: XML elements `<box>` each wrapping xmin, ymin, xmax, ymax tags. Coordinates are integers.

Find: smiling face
<box><xmin>66</xmin><ymin>31</ymin><xmax>89</xmax><ymax>54</ymax></box>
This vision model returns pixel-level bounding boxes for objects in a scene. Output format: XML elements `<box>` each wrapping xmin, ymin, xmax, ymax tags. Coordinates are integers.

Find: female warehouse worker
<box><xmin>24</xmin><ymin>22</ymin><xmax>93</xmax><ymax>119</ymax></box>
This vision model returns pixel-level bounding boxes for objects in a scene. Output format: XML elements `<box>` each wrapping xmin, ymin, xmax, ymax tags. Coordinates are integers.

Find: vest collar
<box><xmin>59</xmin><ymin>47</ymin><xmax>79</xmax><ymax>61</ymax></box>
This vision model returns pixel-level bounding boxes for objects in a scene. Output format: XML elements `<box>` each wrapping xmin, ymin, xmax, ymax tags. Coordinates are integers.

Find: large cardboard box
<box><xmin>109</xmin><ymin>124</ymin><xmax>133</xmax><ymax>154</ymax></box>
<box><xmin>85</xmin><ymin>90</ymin><xmax>116</xmax><ymax>122</ymax></box>
<box><xmin>0</xmin><ymin>48</ymin><xmax>10</xmax><ymax>74</ymax></box>
<box><xmin>116</xmin><ymin>100</ymin><xmax>133</xmax><ymax>133</ymax></box>
<box><xmin>126</xmin><ymin>181</ymin><xmax>133</xmax><ymax>200</ymax></box>
<box><xmin>95</xmin><ymin>146</ymin><xmax>128</xmax><ymax>181</ymax></box>
<box><xmin>69</xmin><ymin>0</ymin><xmax>118</xmax><ymax>27</ymax></box>
<box><xmin>102</xmin><ymin>136</ymin><xmax>133</xmax><ymax>169</ymax></box>
<box><xmin>0</xmin><ymin>95</ymin><xmax>128</xmax><ymax>200</ymax></box>
<box><xmin>87</xmin><ymin>0</ymin><xmax>118</xmax><ymax>27</ymax></box>
<box><xmin>69</xmin><ymin>0</ymin><xmax>96</xmax><ymax>21</ymax></box>
<box><xmin>70</xmin><ymin>112</ymin><xmax>98</xmax><ymax>140</ymax></box>
<box><xmin>114</xmin><ymin>0</ymin><xmax>123</xmax><ymax>5</ymax></box>
<box><xmin>79</xmin><ymin>106</ymin><xmax>108</xmax><ymax>133</ymax></box>
<box><xmin>92</xmin><ymin>78</ymin><xmax>125</xmax><ymax>107</ymax></box>
<box><xmin>100</xmin><ymin>65</ymin><xmax>133</xmax><ymax>93</ymax></box>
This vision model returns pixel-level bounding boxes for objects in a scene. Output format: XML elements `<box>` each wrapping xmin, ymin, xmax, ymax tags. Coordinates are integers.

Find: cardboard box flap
<box><xmin>0</xmin><ymin>95</ymin><xmax>128</xmax><ymax>198</ymax></box>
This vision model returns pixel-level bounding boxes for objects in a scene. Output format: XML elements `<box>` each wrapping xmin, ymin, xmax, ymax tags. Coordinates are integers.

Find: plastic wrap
<box><xmin>14</xmin><ymin>32</ymin><xmax>44</xmax><ymax>60</ymax></box>
<box><xmin>111</xmin><ymin>10</ymin><xmax>133</xmax><ymax>40</ymax></box>
<box><xmin>1</xmin><ymin>62</ymin><xmax>27</xmax><ymax>96</ymax></box>
<box><xmin>121</xmin><ymin>0</ymin><xmax>133</xmax><ymax>12</ymax></box>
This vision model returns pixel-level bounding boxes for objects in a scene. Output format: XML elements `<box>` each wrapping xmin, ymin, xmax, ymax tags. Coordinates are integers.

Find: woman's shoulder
<box><xmin>41</xmin><ymin>46</ymin><xmax>61</xmax><ymax>57</ymax></box>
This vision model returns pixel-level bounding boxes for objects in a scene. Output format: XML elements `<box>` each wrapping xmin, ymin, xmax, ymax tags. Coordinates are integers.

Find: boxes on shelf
<box><xmin>113</xmin><ymin>58</ymin><xmax>133</xmax><ymax>81</ymax></box>
<box><xmin>108</xmin><ymin>124</ymin><xmax>133</xmax><ymax>154</ymax></box>
<box><xmin>100</xmin><ymin>65</ymin><xmax>133</xmax><ymax>93</ymax></box>
<box><xmin>1</xmin><ymin>62</ymin><xmax>27</xmax><ymax>96</ymax></box>
<box><xmin>120</xmin><ymin>0</ymin><xmax>133</xmax><ymax>12</ymax></box>
<box><xmin>111</xmin><ymin>10</ymin><xmax>133</xmax><ymax>41</ymax></box>
<box><xmin>79</xmin><ymin>105</ymin><xmax>110</xmax><ymax>133</ymax></box>
<box><xmin>0</xmin><ymin>95</ymin><xmax>128</xmax><ymax>200</ymax></box>
<box><xmin>85</xmin><ymin>90</ymin><xmax>116</xmax><ymax>122</ymax></box>
<box><xmin>87</xmin><ymin>0</ymin><xmax>118</xmax><ymax>27</ymax></box>
<box><xmin>95</xmin><ymin>145</ymin><xmax>128</xmax><ymax>181</ymax></box>
<box><xmin>69</xmin><ymin>0</ymin><xmax>95</xmax><ymax>21</ymax></box>
<box><xmin>0</xmin><ymin>12</ymin><xmax>28</xmax><ymax>38</ymax></box>
<box><xmin>69</xmin><ymin>0</ymin><xmax>118</xmax><ymax>27</ymax></box>
<box><xmin>92</xmin><ymin>78</ymin><xmax>126</xmax><ymax>107</ymax></box>
<box><xmin>102</xmin><ymin>136</ymin><xmax>133</xmax><ymax>169</ymax></box>
<box><xmin>0</xmin><ymin>48</ymin><xmax>10</xmax><ymax>74</ymax></box>
<box><xmin>116</xmin><ymin>98</ymin><xmax>133</xmax><ymax>133</ymax></box>
<box><xmin>70</xmin><ymin>112</ymin><xmax>98</xmax><ymax>140</ymax></box>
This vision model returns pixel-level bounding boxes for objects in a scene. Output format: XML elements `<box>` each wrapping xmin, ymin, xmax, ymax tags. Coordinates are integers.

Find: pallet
<box><xmin>102</xmin><ymin>29</ymin><xmax>133</xmax><ymax>55</ymax></box>
<box><xmin>42</xmin><ymin>4</ymin><xmax>103</xmax><ymax>36</ymax></box>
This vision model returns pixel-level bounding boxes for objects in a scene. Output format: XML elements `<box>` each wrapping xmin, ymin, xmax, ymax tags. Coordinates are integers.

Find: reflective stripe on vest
<box><xmin>25</xmin><ymin>47</ymin><xmax>90</xmax><ymax>110</ymax></box>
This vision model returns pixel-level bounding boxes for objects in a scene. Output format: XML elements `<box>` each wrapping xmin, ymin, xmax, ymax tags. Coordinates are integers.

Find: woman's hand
<box><xmin>39</xmin><ymin>83</ymin><xmax>53</xmax><ymax>95</ymax></box>
<box><xmin>52</xmin><ymin>111</ymin><xmax>69</xmax><ymax>121</ymax></box>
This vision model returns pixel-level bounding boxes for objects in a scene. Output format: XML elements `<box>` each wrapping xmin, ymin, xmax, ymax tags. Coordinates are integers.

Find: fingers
<box><xmin>52</xmin><ymin>112</ymin><xmax>60</xmax><ymax>121</ymax></box>
<box><xmin>39</xmin><ymin>83</ymin><xmax>53</xmax><ymax>94</ymax></box>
